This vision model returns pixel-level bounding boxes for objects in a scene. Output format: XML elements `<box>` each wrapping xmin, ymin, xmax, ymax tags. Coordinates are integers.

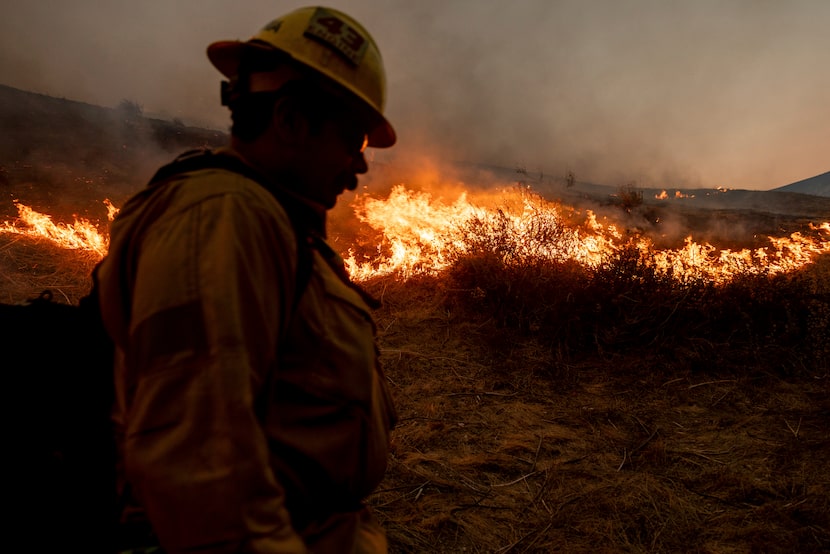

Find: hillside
<box><xmin>774</xmin><ymin>171</ymin><xmax>830</xmax><ymax>197</ymax></box>
<box><xmin>456</xmin><ymin>161</ymin><xmax>830</xmax><ymax>208</ymax></box>
<box><xmin>0</xmin><ymin>83</ymin><xmax>225</xmax><ymax>222</ymax></box>
<box><xmin>1</xmin><ymin>86</ymin><xmax>829</xmax><ymax>553</ymax></box>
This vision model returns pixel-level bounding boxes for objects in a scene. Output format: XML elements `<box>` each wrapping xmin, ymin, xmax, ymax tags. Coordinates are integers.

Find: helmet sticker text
<box><xmin>263</xmin><ymin>20</ymin><xmax>283</xmax><ymax>34</ymax></box>
<box><xmin>304</xmin><ymin>8</ymin><xmax>368</xmax><ymax>66</ymax></box>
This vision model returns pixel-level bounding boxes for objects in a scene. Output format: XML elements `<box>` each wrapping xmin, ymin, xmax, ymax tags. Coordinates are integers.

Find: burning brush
<box><xmin>2</xmin><ymin>188</ymin><xmax>830</xmax><ymax>286</ymax></box>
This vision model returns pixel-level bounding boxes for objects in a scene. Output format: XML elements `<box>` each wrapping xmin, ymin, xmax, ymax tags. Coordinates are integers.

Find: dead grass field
<box><xmin>365</xmin><ymin>275</ymin><xmax>829</xmax><ymax>553</ymax></box>
<box><xmin>2</xmin><ymin>86</ymin><xmax>828</xmax><ymax>553</ymax></box>
<box><xmin>3</xmin><ymin>239</ymin><xmax>826</xmax><ymax>553</ymax></box>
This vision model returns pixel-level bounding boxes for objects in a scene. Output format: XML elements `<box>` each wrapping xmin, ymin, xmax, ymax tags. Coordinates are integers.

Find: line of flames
<box><xmin>341</xmin><ymin>185</ymin><xmax>830</xmax><ymax>285</ymax></box>
<box><xmin>2</xmin><ymin>187</ymin><xmax>829</xmax><ymax>285</ymax></box>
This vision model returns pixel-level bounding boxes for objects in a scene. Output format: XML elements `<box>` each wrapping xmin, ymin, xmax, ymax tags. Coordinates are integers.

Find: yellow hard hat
<box><xmin>208</xmin><ymin>6</ymin><xmax>396</xmax><ymax>148</ymax></box>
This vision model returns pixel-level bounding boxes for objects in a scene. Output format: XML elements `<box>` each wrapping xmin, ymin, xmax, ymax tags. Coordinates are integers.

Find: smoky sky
<box><xmin>1</xmin><ymin>0</ymin><xmax>828</xmax><ymax>190</ymax></box>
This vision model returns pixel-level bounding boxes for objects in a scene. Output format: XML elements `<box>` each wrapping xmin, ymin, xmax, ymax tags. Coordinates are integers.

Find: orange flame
<box><xmin>1</xmin><ymin>201</ymin><xmax>117</xmax><ymax>259</ymax></box>
<box><xmin>4</xmin><ymin>188</ymin><xmax>829</xmax><ymax>287</ymax></box>
<box><xmin>344</xmin><ymin>185</ymin><xmax>830</xmax><ymax>284</ymax></box>
<box><xmin>655</xmin><ymin>190</ymin><xmax>694</xmax><ymax>200</ymax></box>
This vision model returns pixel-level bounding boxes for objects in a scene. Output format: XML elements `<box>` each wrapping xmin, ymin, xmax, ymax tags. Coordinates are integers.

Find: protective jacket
<box><xmin>96</xmin><ymin>149</ymin><xmax>397</xmax><ymax>553</ymax></box>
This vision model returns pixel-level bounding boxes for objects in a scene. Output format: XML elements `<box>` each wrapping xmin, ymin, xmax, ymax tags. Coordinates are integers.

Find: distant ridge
<box><xmin>0</xmin><ymin>83</ymin><xmax>227</xmax><ymax>217</ymax></box>
<box><xmin>446</xmin><ymin>161</ymin><xmax>830</xmax><ymax>219</ymax></box>
<box><xmin>773</xmin><ymin>171</ymin><xmax>830</xmax><ymax>198</ymax></box>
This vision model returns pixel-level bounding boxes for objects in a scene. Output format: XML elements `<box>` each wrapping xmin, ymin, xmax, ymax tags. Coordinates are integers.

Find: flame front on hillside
<box><xmin>3</xmin><ymin>187</ymin><xmax>829</xmax><ymax>285</ymax></box>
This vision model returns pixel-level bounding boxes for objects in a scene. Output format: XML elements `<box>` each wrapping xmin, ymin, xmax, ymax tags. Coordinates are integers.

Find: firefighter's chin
<box><xmin>342</xmin><ymin>174</ymin><xmax>359</xmax><ymax>192</ymax></box>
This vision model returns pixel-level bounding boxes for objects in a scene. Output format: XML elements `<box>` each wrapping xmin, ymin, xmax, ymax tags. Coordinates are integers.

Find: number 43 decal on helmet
<box><xmin>304</xmin><ymin>7</ymin><xmax>369</xmax><ymax>66</ymax></box>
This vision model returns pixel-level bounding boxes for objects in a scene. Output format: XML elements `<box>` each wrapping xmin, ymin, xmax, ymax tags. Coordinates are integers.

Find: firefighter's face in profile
<box><xmin>282</xmin><ymin>103</ymin><xmax>370</xmax><ymax>209</ymax></box>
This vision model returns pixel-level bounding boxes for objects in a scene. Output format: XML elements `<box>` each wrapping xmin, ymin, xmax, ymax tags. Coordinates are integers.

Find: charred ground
<box><xmin>1</xmin><ymin>86</ymin><xmax>828</xmax><ymax>553</ymax></box>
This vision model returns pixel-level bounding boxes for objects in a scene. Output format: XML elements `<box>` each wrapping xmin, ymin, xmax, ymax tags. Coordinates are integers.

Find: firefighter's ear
<box><xmin>271</xmin><ymin>96</ymin><xmax>310</xmax><ymax>146</ymax></box>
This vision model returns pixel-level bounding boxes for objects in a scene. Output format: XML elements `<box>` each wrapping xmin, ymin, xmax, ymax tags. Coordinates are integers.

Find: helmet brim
<box><xmin>207</xmin><ymin>40</ymin><xmax>396</xmax><ymax>148</ymax></box>
<box><xmin>364</xmin><ymin>111</ymin><xmax>397</xmax><ymax>149</ymax></box>
<box><xmin>207</xmin><ymin>40</ymin><xmax>259</xmax><ymax>78</ymax></box>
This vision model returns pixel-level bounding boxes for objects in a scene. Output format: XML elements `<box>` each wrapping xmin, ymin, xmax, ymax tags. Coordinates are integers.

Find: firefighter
<box><xmin>96</xmin><ymin>7</ymin><xmax>397</xmax><ymax>553</ymax></box>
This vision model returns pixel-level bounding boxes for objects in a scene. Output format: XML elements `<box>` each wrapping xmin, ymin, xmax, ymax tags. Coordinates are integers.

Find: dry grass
<box><xmin>367</xmin><ymin>272</ymin><xmax>830</xmax><ymax>553</ymax></box>
<box><xmin>3</xmin><ymin>204</ymin><xmax>829</xmax><ymax>554</ymax></box>
<box><xmin>0</xmin><ymin>234</ymin><xmax>97</xmax><ymax>304</ymax></box>
<box><xmin>362</xmin><ymin>210</ymin><xmax>830</xmax><ymax>553</ymax></box>
<box><xmin>2</xmin><ymin>88</ymin><xmax>828</xmax><ymax>553</ymax></box>
<box><xmin>3</xmin><ymin>192</ymin><xmax>829</xmax><ymax>554</ymax></box>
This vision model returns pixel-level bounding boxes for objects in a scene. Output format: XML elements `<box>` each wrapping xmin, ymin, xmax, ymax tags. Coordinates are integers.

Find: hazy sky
<box><xmin>1</xmin><ymin>1</ymin><xmax>828</xmax><ymax>190</ymax></box>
